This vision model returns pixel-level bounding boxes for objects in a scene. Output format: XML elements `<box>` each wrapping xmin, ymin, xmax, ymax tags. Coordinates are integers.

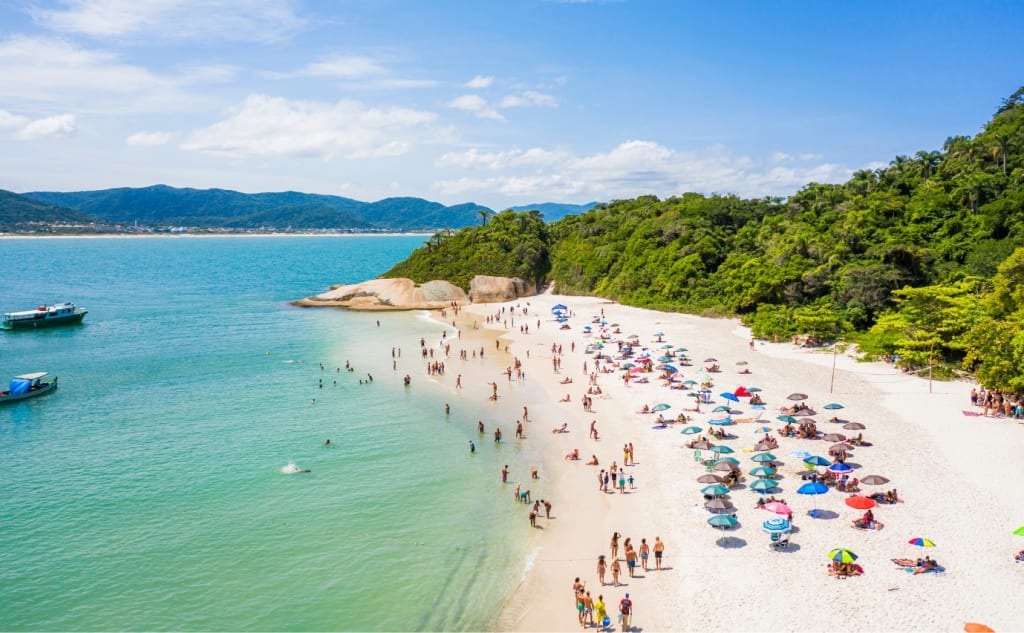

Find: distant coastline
<box><xmin>0</xmin><ymin>231</ymin><xmax>433</xmax><ymax>239</ymax></box>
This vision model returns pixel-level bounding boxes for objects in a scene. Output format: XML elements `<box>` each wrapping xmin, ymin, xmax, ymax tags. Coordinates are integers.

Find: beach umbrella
<box><xmin>797</xmin><ymin>482</ymin><xmax>829</xmax><ymax>496</ymax></box>
<box><xmin>720</xmin><ymin>392</ymin><xmax>740</xmax><ymax>403</ymax></box>
<box><xmin>1013</xmin><ymin>526</ymin><xmax>1024</xmax><ymax>536</ymax></box>
<box><xmin>749</xmin><ymin>466</ymin><xmax>777</xmax><ymax>478</ymax></box>
<box><xmin>909</xmin><ymin>537</ymin><xmax>936</xmax><ymax>548</ymax></box>
<box><xmin>751</xmin><ymin>452</ymin><xmax>777</xmax><ymax>463</ymax></box>
<box><xmin>708</xmin><ymin>417</ymin><xmax>734</xmax><ymax>426</ymax></box>
<box><xmin>622</xmin><ymin>362</ymin><xmax>636</xmax><ymax>369</ymax></box>
<box><xmin>708</xmin><ymin>515</ymin><xmax>738</xmax><ymax>529</ymax></box>
<box><xmin>653</xmin><ymin>331</ymin><xmax>664</xmax><ymax>336</ymax></box>
<box><xmin>804</xmin><ymin>455</ymin><xmax>830</xmax><ymax>467</ymax></box>
<box><xmin>746</xmin><ymin>387</ymin><xmax>762</xmax><ymax>393</ymax></box>
<box><xmin>750</xmin><ymin>478</ymin><xmax>778</xmax><ymax>492</ymax></box>
<box><xmin>798</xmin><ymin>417</ymin><xmax>818</xmax><ymax>425</ymax></box>
<box><xmin>712</xmin><ymin>456</ymin><xmax>740</xmax><ymax>465</ymax></box>
<box><xmin>828</xmin><ymin>548</ymin><xmax>858</xmax><ymax>563</ymax></box>
<box><xmin>754</xmin><ymin>426</ymin><xmax>772</xmax><ymax>434</ymax></box>
<box><xmin>712</xmin><ymin>461</ymin><xmax>741</xmax><ymax>472</ymax></box>
<box><xmin>827</xmin><ymin>462</ymin><xmax>854</xmax><ymax>474</ymax></box>
<box><xmin>830</xmin><ymin>442</ymin><xmax>855</xmax><ymax>452</ymax></box>
<box><xmin>682</xmin><ymin>379</ymin><xmax>698</xmax><ymax>386</ymax></box>
<box><xmin>701</xmin><ymin>484</ymin><xmax>730</xmax><ymax>497</ymax></box>
<box><xmin>711</xmin><ymin>445</ymin><xmax>735</xmax><ymax>455</ymax></box>
<box><xmin>845</xmin><ymin>496</ymin><xmax>876</xmax><ymax>510</ymax></box>
<box><xmin>860</xmin><ymin>475</ymin><xmax>890</xmax><ymax>485</ymax></box>
<box><xmin>658</xmin><ymin>356</ymin><xmax>674</xmax><ymax>363</ymax></box>
<box><xmin>763</xmin><ymin>501</ymin><xmax>792</xmax><ymax>515</ymax></box>
<box><xmin>661</xmin><ymin>343</ymin><xmax>673</xmax><ymax>349</ymax></box>
<box><xmin>692</xmin><ymin>440</ymin><xmax>714</xmax><ymax>450</ymax></box>
<box><xmin>651</xmin><ymin>403</ymin><xmax>671</xmax><ymax>412</ymax></box>
<box><xmin>964</xmin><ymin>625</ymin><xmax>995</xmax><ymax>633</ymax></box>
<box><xmin>822</xmin><ymin>433</ymin><xmax>847</xmax><ymax>442</ymax></box>
<box><xmin>681</xmin><ymin>426</ymin><xmax>703</xmax><ymax>435</ymax></box>
<box><xmin>697</xmin><ymin>474</ymin><xmax>725</xmax><ymax>484</ymax></box>
<box><xmin>712</xmin><ymin>405</ymin><xmax>732</xmax><ymax>413</ymax></box>
<box><xmin>753</xmin><ymin>441</ymin><xmax>774</xmax><ymax>452</ymax></box>
<box><xmin>823</xmin><ymin>403</ymin><xmax>844</xmax><ymax>410</ymax></box>
<box><xmin>843</xmin><ymin>422</ymin><xmax>866</xmax><ymax>430</ymax></box>
<box><xmin>787</xmin><ymin>392</ymin><xmax>808</xmax><ymax>401</ymax></box>
<box><xmin>777</xmin><ymin>415</ymin><xmax>797</xmax><ymax>423</ymax></box>
<box><xmin>610</xmin><ymin>323</ymin><xmax>619</xmax><ymax>327</ymax></box>
<box><xmin>734</xmin><ymin>386</ymin><xmax>751</xmax><ymax>397</ymax></box>
<box><xmin>761</xmin><ymin>517</ymin><xmax>792</xmax><ymax>534</ymax></box>
<box><xmin>552</xmin><ymin>304</ymin><xmax>567</xmax><ymax>311</ymax></box>
<box><xmin>705</xmin><ymin>498</ymin><xmax>735</xmax><ymax>511</ymax></box>
<box><xmin>705</xmin><ymin>357</ymin><xmax>718</xmax><ymax>363</ymax></box>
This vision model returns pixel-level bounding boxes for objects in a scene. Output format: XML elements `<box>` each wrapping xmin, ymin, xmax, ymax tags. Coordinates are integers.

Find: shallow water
<box><xmin>0</xmin><ymin>236</ymin><xmax>533</xmax><ymax>631</ymax></box>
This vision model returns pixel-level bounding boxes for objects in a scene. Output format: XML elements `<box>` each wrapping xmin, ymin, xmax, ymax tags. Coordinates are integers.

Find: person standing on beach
<box><xmin>523</xmin><ymin>406</ymin><xmax>529</xmax><ymax>421</ymax></box>
<box><xmin>628</xmin><ymin>442</ymin><xmax>634</xmax><ymax>465</ymax></box>
<box><xmin>653</xmin><ymin>537</ymin><xmax>664</xmax><ymax>570</ymax></box>
<box><xmin>529</xmin><ymin>509</ymin><xmax>537</xmax><ymax>527</ymax></box>
<box><xmin>516</xmin><ymin>421</ymin><xmax>524</xmax><ymax>439</ymax></box>
<box><xmin>598</xmin><ymin>470</ymin><xmax>605</xmax><ymax>491</ymax></box>
<box><xmin>610</xmin><ymin>558</ymin><xmax>621</xmax><ymax>586</ymax></box>
<box><xmin>543</xmin><ymin>498</ymin><xmax>551</xmax><ymax>518</ymax></box>
<box><xmin>590</xmin><ymin>420</ymin><xmax>598</xmax><ymax>439</ymax></box>
<box><xmin>619</xmin><ymin>594</ymin><xmax>632</xmax><ymax>631</ymax></box>
<box><xmin>610</xmin><ymin>532</ymin><xmax>621</xmax><ymax>559</ymax></box>
<box><xmin>639</xmin><ymin>538</ymin><xmax>650</xmax><ymax>572</ymax></box>
<box><xmin>583</xmin><ymin>591</ymin><xmax>595</xmax><ymax>627</ymax></box>
<box><xmin>625</xmin><ymin>545</ymin><xmax>637</xmax><ymax>577</ymax></box>
<box><xmin>597</xmin><ymin>555</ymin><xmax>607</xmax><ymax>585</ymax></box>
<box><xmin>595</xmin><ymin>594</ymin><xmax>607</xmax><ymax>628</ymax></box>
<box><xmin>501</xmin><ymin>465</ymin><xmax>509</xmax><ymax>483</ymax></box>
<box><xmin>622</xmin><ymin>444</ymin><xmax>630</xmax><ymax>467</ymax></box>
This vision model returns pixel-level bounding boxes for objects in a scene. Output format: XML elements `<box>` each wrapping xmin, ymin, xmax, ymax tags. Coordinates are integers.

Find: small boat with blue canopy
<box><xmin>0</xmin><ymin>372</ymin><xmax>58</xmax><ymax>404</ymax></box>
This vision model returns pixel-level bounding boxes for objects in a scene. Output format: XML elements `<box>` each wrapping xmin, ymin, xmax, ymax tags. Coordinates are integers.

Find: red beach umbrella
<box><xmin>844</xmin><ymin>495</ymin><xmax>876</xmax><ymax>510</ymax></box>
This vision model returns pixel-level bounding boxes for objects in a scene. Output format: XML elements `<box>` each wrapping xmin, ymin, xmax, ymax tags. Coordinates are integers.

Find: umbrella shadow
<box><xmin>770</xmin><ymin>542</ymin><xmax>802</xmax><ymax>554</ymax></box>
<box><xmin>806</xmin><ymin>509</ymin><xmax>839</xmax><ymax>520</ymax></box>
<box><xmin>843</xmin><ymin>461</ymin><xmax>864</xmax><ymax>469</ymax></box>
<box><xmin>716</xmin><ymin>536</ymin><xmax>748</xmax><ymax>549</ymax></box>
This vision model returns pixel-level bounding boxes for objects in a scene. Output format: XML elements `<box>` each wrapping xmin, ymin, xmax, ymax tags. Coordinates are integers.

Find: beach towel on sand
<box><xmin>962</xmin><ymin>410</ymin><xmax>982</xmax><ymax>417</ymax></box>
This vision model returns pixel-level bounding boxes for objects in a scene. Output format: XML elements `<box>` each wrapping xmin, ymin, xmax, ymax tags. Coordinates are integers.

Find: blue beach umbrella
<box><xmin>797</xmin><ymin>482</ymin><xmax>829</xmax><ymax>496</ymax></box>
<box><xmin>827</xmin><ymin>462</ymin><xmax>853</xmax><ymax>474</ymax></box>
<box><xmin>751</xmin><ymin>452</ymin><xmax>776</xmax><ymax>463</ymax></box>
<box><xmin>755</xmin><ymin>426</ymin><xmax>772</xmax><ymax>434</ymax></box>
<box><xmin>720</xmin><ymin>392</ymin><xmax>740</xmax><ymax>403</ymax></box>
<box><xmin>804</xmin><ymin>455</ymin><xmax>831</xmax><ymax>467</ymax></box>
<box><xmin>662</xmin><ymin>365</ymin><xmax>678</xmax><ymax>372</ymax></box>
<box><xmin>777</xmin><ymin>415</ymin><xmax>797</xmax><ymax>424</ymax></box>
<box><xmin>762</xmin><ymin>517</ymin><xmax>792</xmax><ymax>534</ymax></box>
<box><xmin>681</xmin><ymin>426</ymin><xmax>703</xmax><ymax>435</ymax></box>
<box><xmin>823</xmin><ymin>403</ymin><xmax>844</xmax><ymax>410</ymax></box>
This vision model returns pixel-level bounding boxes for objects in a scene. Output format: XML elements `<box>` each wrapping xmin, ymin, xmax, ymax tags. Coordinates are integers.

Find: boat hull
<box><xmin>1</xmin><ymin>312</ymin><xmax>87</xmax><ymax>330</ymax></box>
<box><xmin>0</xmin><ymin>378</ymin><xmax>58</xmax><ymax>404</ymax></box>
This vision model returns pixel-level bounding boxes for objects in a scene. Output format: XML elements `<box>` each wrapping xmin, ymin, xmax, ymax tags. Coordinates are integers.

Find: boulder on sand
<box><xmin>469</xmin><ymin>276</ymin><xmax>536</xmax><ymax>303</ymax></box>
<box><xmin>292</xmin><ymin>278</ymin><xmax>468</xmax><ymax>310</ymax></box>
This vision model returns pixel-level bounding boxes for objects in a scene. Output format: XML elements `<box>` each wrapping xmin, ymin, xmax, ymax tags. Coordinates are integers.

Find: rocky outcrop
<box><xmin>292</xmin><ymin>278</ymin><xmax>468</xmax><ymax>310</ymax></box>
<box><xmin>468</xmin><ymin>276</ymin><xmax>536</xmax><ymax>303</ymax></box>
<box><xmin>293</xmin><ymin>275</ymin><xmax>537</xmax><ymax>310</ymax></box>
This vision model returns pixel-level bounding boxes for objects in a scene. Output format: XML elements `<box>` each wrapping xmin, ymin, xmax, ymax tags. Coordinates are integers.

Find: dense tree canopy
<box><xmin>385</xmin><ymin>87</ymin><xmax>1024</xmax><ymax>391</ymax></box>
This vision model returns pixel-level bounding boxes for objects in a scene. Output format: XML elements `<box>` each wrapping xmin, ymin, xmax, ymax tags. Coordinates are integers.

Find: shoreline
<box><xmin>0</xmin><ymin>232</ymin><xmax>432</xmax><ymax>239</ymax></box>
<box><xmin>422</xmin><ymin>293</ymin><xmax>1022</xmax><ymax>632</ymax></box>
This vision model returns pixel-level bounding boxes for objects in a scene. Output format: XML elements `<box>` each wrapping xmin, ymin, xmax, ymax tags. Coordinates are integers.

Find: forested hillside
<box><xmin>383</xmin><ymin>87</ymin><xmax>1024</xmax><ymax>390</ymax></box>
<box><xmin>0</xmin><ymin>189</ymin><xmax>97</xmax><ymax>231</ymax></box>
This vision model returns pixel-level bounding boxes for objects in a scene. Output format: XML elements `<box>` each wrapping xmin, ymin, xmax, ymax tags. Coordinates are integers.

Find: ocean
<box><xmin>0</xmin><ymin>236</ymin><xmax>535</xmax><ymax>631</ymax></box>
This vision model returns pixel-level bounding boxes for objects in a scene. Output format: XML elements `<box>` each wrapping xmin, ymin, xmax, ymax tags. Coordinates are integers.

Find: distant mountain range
<box><xmin>0</xmin><ymin>185</ymin><xmax>597</xmax><ymax>232</ymax></box>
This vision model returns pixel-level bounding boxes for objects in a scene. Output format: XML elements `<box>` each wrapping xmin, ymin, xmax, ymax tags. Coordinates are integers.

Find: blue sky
<box><xmin>0</xmin><ymin>0</ymin><xmax>1021</xmax><ymax>210</ymax></box>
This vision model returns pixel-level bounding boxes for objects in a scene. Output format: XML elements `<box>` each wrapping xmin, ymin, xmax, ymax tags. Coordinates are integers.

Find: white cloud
<box><xmin>0</xmin><ymin>109</ymin><xmax>76</xmax><ymax>139</ymax></box>
<box><xmin>181</xmin><ymin>94</ymin><xmax>438</xmax><ymax>159</ymax></box>
<box><xmin>465</xmin><ymin>75</ymin><xmax>494</xmax><ymax>88</ymax></box>
<box><xmin>299</xmin><ymin>55</ymin><xmax>385</xmax><ymax>79</ymax></box>
<box><xmin>0</xmin><ymin>36</ymin><xmax>210</xmax><ymax>114</ymax></box>
<box><xmin>434</xmin><ymin>140</ymin><xmax>852</xmax><ymax>201</ymax></box>
<box><xmin>126</xmin><ymin>131</ymin><xmax>172</xmax><ymax>146</ymax></box>
<box><xmin>33</xmin><ymin>0</ymin><xmax>303</xmax><ymax>42</ymax></box>
<box><xmin>447</xmin><ymin>94</ymin><xmax>504</xmax><ymax>121</ymax></box>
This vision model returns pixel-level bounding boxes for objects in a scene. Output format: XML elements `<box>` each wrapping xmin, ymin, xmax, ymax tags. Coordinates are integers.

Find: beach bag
<box><xmin>602</xmin><ymin>616</ymin><xmax>611</xmax><ymax>627</ymax></box>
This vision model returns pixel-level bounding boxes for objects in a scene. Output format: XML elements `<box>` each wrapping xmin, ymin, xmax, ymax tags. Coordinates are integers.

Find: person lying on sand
<box><xmin>565</xmin><ymin>449</ymin><xmax>580</xmax><ymax>460</ymax></box>
<box><xmin>586</xmin><ymin>455</ymin><xmax>599</xmax><ymax>466</ymax></box>
<box><xmin>638</xmin><ymin>404</ymin><xmax>651</xmax><ymax>414</ymax></box>
<box><xmin>552</xmin><ymin>423</ymin><xmax>569</xmax><ymax>434</ymax></box>
<box><xmin>560</xmin><ymin>377</ymin><xmax>573</xmax><ymax>384</ymax></box>
<box><xmin>560</xmin><ymin>394</ymin><xmax>571</xmax><ymax>402</ymax></box>
<box><xmin>1014</xmin><ymin>550</ymin><xmax>1024</xmax><ymax>562</ymax></box>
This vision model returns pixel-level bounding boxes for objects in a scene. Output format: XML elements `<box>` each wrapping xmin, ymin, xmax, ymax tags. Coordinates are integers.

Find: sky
<box><xmin>0</xmin><ymin>0</ymin><xmax>1022</xmax><ymax>210</ymax></box>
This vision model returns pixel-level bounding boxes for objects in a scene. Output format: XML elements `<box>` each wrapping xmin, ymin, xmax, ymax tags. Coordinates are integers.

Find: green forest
<box><xmin>384</xmin><ymin>87</ymin><xmax>1024</xmax><ymax>392</ymax></box>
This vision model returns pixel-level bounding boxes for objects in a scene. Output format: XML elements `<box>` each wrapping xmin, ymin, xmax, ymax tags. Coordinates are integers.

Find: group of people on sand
<box><xmin>891</xmin><ymin>556</ymin><xmax>943</xmax><ymax>574</ymax></box>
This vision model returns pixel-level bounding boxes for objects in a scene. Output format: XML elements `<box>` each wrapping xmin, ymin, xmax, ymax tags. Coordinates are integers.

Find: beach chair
<box><xmin>693</xmin><ymin>449</ymin><xmax>702</xmax><ymax>462</ymax></box>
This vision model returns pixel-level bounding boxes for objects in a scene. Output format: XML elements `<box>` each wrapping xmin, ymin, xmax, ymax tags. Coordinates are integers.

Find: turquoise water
<box><xmin>0</xmin><ymin>237</ymin><xmax>533</xmax><ymax>631</ymax></box>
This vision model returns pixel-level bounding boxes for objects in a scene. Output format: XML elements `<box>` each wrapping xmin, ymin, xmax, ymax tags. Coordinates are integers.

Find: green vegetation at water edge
<box><xmin>384</xmin><ymin>86</ymin><xmax>1024</xmax><ymax>391</ymax></box>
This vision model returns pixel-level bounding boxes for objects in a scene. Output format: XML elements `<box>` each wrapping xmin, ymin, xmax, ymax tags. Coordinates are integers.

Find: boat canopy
<box><xmin>15</xmin><ymin>372</ymin><xmax>48</xmax><ymax>381</ymax></box>
<box><xmin>9</xmin><ymin>379</ymin><xmax>31</xmax><ymax>394</ymax></box>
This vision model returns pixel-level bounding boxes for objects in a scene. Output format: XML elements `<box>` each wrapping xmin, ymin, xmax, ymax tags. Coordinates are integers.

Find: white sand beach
<box><xmin>426</xmin><ymin>293</ymin><xmax>1022</xmax><ymax>633</ymax></box>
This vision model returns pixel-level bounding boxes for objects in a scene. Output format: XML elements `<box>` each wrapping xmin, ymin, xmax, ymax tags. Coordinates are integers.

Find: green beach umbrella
<box><xmin>681</xmin><ymin>426</ymin><xmax>703</xmax><ymax>435</ymax></box>
<box><xmin>751</xmin><ymin>452</ymin><xmax>776</xmax><ymax>463</ymax></box>
<box><xmin>683</xmin><ymin>380</ymin><xmax>698</xmax><ymax>386</ymax></box>
<box><xmin>777</xmin><ymin>415</ymin><xmax>797</xmax><ymax>423</ymax></box>
<box><xmin>823</xmin><ymin>403</ymin><xmax>844</xmax><ymax>410</ymax></box>
<box><xmin>804</xmin><ymin>455</ymin><xmax>831</xmax><ymax>467</ymax></box>
<box><xmin>701</xmin><ymin>484</ymin><xmax>730</xmax><ymax>496</ymax></box>
<box><xmin>749</xmin><ymin>466</ymin><xmax>777</xmax><ymax>478</ymax></box>
<box><xmin>749</xmin><ymin>478</ymin><xmax>777</xmax><ymax>491</ymax></box>
<box><xmin>651</xmin><ymin>403</ymin><xmax>671</xmax><ymax>412</ymax></box>
<box><xmin>712</xmin><ymin>405</ymin><xmax>732</xmax><ymax>413</ymax></box>
<box><xmin>622</xmin><ymin>362</ymin><xmax>636</xmax><ymax>369</ymax></box>
<box><xmin>746</xmin><ymin>387</ymin><xmax>762</xmax><ymax>393</ymax></box>
<box><xmin>712</xmin><ymin>456</ymin><xmax>740</xmax><ymax>465</ymax></box>
<box><xmin>711</xmin><ymin>445</ymin><xmax>735</xmax><ymax>454</ymax></box>
<box><xmin>1014</xmin><ymin>526</ymin><xmax>1024</xmax><ymax>536</ymax></box>
<box><xmin>708</xmin><ymin>515</ymin><xmax>739</xmax><ymax>529</ymax></box>
<box><xmin>828</xmin><ymin>548</ymin><xmax>858</xmax><ymax>563</ymax></box>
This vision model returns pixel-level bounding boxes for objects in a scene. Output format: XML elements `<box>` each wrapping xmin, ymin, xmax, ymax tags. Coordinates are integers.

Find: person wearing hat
<box><xmin>619</xmin><ymin>593</ymin><xmax>633</xmax><ymax>631</ymax></box>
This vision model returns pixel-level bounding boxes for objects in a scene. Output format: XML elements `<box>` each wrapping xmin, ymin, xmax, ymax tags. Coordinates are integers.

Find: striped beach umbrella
<box><xmin>828</xmin><ymin>548</ymin><xmax>858</xmax><ymax>563</ymax></box>
<box><xmin>909</xmin><ymin>537</ymin><xmax>936</xmax><ymax>547</ymax></box>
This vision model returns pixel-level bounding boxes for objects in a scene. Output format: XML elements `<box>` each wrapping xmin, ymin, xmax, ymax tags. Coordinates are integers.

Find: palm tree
<box><xmin>478</xmin><ymin>209</ymin><xmax>493</xmax><ymax>225</ymax></box>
